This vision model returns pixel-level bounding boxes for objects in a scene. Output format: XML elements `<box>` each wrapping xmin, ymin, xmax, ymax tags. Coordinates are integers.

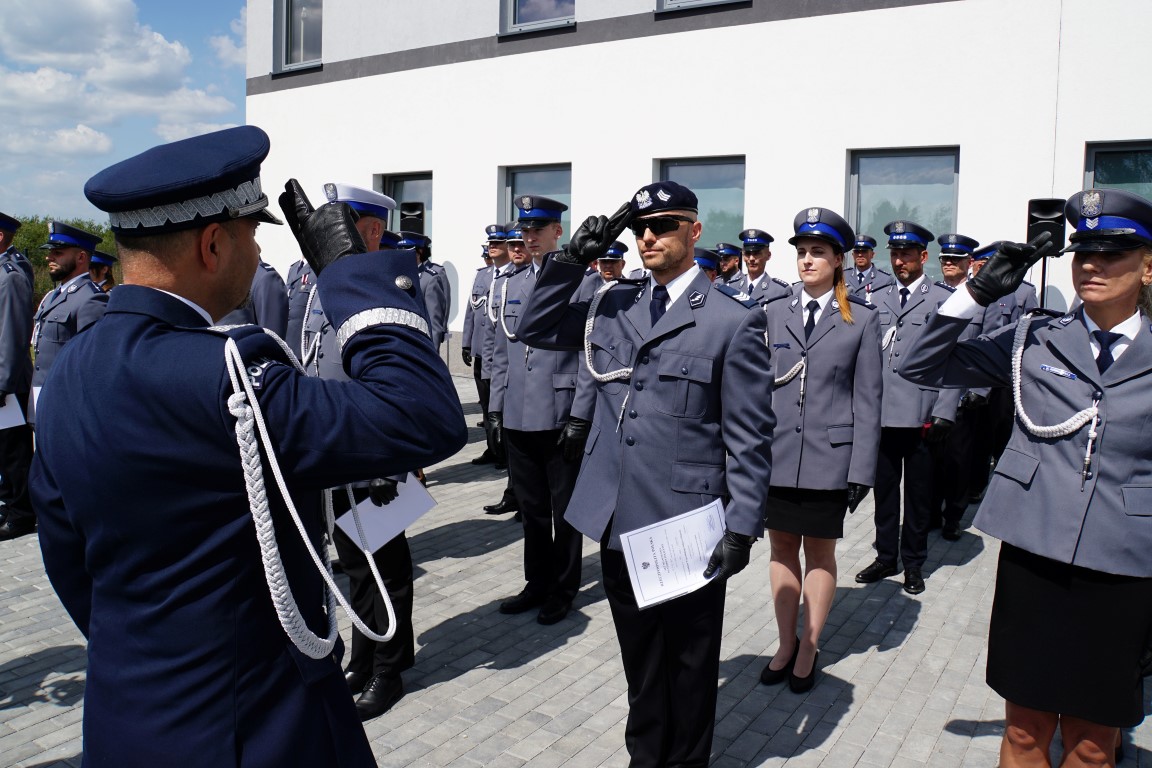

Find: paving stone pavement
<box><xmin>0</xmin><ymin>371</ymin><xmax>1148</xmax><ymax>767</ymax></box>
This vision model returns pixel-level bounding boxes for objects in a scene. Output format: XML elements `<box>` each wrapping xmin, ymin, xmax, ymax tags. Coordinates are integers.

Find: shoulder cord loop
<box><xmin>582</xmin><ymin>280</ymin><xmax>639</xmax><ymax>432</ymax></box>
<box><xmin>223</xmin><ymin>330</ymin><xmax>396</xmax><ymax>659</ymax></box>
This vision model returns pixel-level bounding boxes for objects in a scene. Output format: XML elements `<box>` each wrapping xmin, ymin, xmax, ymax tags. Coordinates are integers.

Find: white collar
<box><xmin>799</xmin><ymin>287</ymin><xmax>834</xmax><ymax>315</ymax></box>
<box><xmin>155</xmin><ymin>288</ymin><xmax>213</xmax><ymax>325</ymax></box>
<box><xmin>649</xmin><ymin>265</ymin><xmax>702</xmax><ymax>309</ymax></box>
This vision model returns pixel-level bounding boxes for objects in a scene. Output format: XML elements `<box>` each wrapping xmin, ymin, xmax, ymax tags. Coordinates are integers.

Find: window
<box><xmin>380</xmin><ymin>173</ymin><xmax>433</xmax><ymax>237</ymax></box>
<box><xmin>281</xmin><ymin>0</ymin><xmax>322</xmax><ymax>70</ymax></box>
<box><xmin>1085</xmin><ymin>142</ymin><xmax>1152</xmax><ymax>199</ymax></box>
<box><xmin>506</xmin><ymin>165</ymin><xmax>572</xmax><ymax>243</ymax></box>
<box><xmin>848</xmin><ymin>148</ymin><xmax>960</xmax><ymax>281</ymax></box>
<box><xmin>658</xmin><ymin>0</ymin><xmax>746</xmax><ymax>11</ymax></box>
<box><xmin>502</xmin><ymin>0</ymin><xmax>575</xmax><ymax>35</ymax></box>
<box><xmin>659</xmin><ymin>157</ymin><xmax>746</xmax><ymax>246</ymax></box>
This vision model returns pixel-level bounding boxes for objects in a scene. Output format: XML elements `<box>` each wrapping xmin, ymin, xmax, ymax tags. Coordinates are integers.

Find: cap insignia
<box><xmin>656</xmin><ymin>189</ymin><xmax>671</xmax><ymax>203</ymax></box>
<box><xmin>807</xmin><ymin>208</ymin><xmax>820</xmax><ymax>224</ymax></box>
<box><xmin>324</xmin><ymin>183</ymin><xmax>337</xmax><ymax>202</ymax></box>
<box><xmin>635</xmin><ymin>190</ymin><xmax>653</xmax><ymax>210</ymax></box>
<box><xmin>520</xmin><ymin>196</ymin><xmax>532</xmax><ymax>209</ymax></box>
<box><xmin>1081</xmin><ymin>190</ymin><xmax>1103</xmax><ymax>218</ymax></box>
<box><xmin>893</xmin><ymin>221</ymin><xmax>906</xmax><ymax>234</ymax></box>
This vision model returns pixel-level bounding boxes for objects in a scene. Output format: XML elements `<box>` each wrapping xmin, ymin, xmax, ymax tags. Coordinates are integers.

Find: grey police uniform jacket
<box><xmin>285</xmin><ymin>260</ymin><xmax>316</xmax><ymax>359</ymax></box>
<box><xmin>963</xmin><ymin>288</ymin><xmax>1018</xmax><ymax>400</ymax></box>
<box><xmin>32</xmin><ymin>274</ymin><xmax>109</xmax><ymax>387</ymax></box>
<box><xmin>0</xmin><ymin>252</ymin><xmax>32</xmax><ymax>394</ymax></box>
<box><xmin>516</xmin><ymin>260</ymin><xmax>774</xmax><ymax>550</ymax></box>
<box><xmin>765</xmin><ymin>291</ymin><xmax>882</xmax><ymax>489</ymax></box>
<box><xmin>462</xmin><ymin>265</ymin><xmax>493</xmax><ymax>354</ymax></box>
<box><xmin>720</xmin><ymin>270</ymin><xmax>748</xmax><ymax>291</ymax></box>
<box><xmin>748</xmin><ymin>274</ymin><xmax>793</xmax><ymax>305</ymax></box>
<box><xmin>481</xmin><ymin>264</ymin><xmax>515</xmax><ymax>382</ymax></box>
<box><xmin>847</xmin><ymin>266</ymin><xmax>896</xmax><ymax>303</ymax></box>
<box><xmin>488</xmin><ymin>262</ymin><xmax>580</xmax><ymax>431</ymax></box>
<box><xmin>875</xmin><ymin>279</ymin><xmax>963</xmax><ymax>427</ymax></box>
<box><xmin>300</xmin><ymin>287</ymin><xmax>346</xmax><ymax>381</ymax></box>
<box><xmin>1013</xmin><ymin>281</ymin><xmax>1039</xmax><ymax>320</ymax></box>
<box><xmin>419</xmin><ymin>262</ymin><xmax>449</xmax><ymax>349</ymax></box>
<box><xmin>218</xmin><ymin>260</ymin><xmax>289</xmax><ymax>339</ymax></box>
<box><xmin>3</xmin><ymin>246</ymin><xmax>33</xmax><ymax>286</ymax></box>
<box><xmin>900</xmin><ymin>305</ymin><xmax>1152</xmax><ymax>578</ymax></box>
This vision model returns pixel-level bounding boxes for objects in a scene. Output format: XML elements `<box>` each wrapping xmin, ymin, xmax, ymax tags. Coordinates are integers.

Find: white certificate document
<box><xmin>335</xmin><ymin>473</ymin><xmax>436</xmax><ymax>553</ymax></box>
<box><xmin>620</xmin><ymin>499</ymin><xmax>726</xmax><ymax>609</ymax></box>
<box><xmin>0</xmin><ymin>394</ymin><xmax>26</xmax><ymax>430</ymax></box>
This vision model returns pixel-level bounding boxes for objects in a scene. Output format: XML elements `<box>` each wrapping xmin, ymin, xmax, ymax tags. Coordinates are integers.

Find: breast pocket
<box><xmin>993</xmin><ymin>447</ymin><xmax>1040</xmax><ymax>488</ymax></box>
<box><xmin>588</xmin><ymin>329</ymin><xmax>634</xmax><ymax>395</ymax></box>
<box><xmin>653</xmin><ymin>351</ymin><xmax>714</xmax><ymax>418</ymax></box>
<box><xmin>878</xmin><ymin>309</ymin><xmax>892</xmax><ymax>330</ymax></box>
<box><xmin>40</xmin><ymin>315</ymin><xmax>71</xmax><ymax>342</ymax></box>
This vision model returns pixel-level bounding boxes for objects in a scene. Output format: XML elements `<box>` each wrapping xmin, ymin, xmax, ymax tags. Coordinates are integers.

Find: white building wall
<box><xmin>248</xmin><ymin>0</ymin><xmax>1152</xmax><ymax>328</ymax></box>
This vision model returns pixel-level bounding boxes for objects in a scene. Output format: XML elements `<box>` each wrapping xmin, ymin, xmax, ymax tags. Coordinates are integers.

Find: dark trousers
<box><xmin>504</xmin><ymin>428</ymin><xmax>581</xmax><ymax>601</ymax></box>
<box><xmin>332</xmin><ymin>526</ymin><xmax>415</xmax><ymax>680</ymax></box>
<box><xmin>968</xmin><ymin>388</ymin><xmax>1013</xmax><ymax>497</ymax></box>
<box><xmin>601</xmin><ymin>544</ymin><xmax>726</xmax><ymax>768</ymax></box>
<box><xmin>932</xmin><ymin>406</ymin><xmax>977</xmax><ymax>525</ymax></box>
<box><xmin>474</xmin><ymin>360</ymin><xmax>490</xmax><ymax>420</ymax></box>
<box><xmin>0</xmin><ymin>393</ymin><xmax>34</xmax><ymax>524</ymax></box>
<box><xmin>874</xmin><ymin>427</ymin><xmax>933</xmax><ymax>569</ymax></box>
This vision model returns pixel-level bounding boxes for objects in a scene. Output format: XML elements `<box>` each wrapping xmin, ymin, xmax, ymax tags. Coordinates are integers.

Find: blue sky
<box><xmin>0</xmin><ymin>0</ymin><xmax>247</xmax><ymax>222</ymax></box>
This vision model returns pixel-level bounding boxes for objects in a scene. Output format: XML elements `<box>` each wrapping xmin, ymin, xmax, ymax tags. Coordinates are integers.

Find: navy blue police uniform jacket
<box><xmin>29</xmin><ymin>251</ymin><xmax>467</xmax><ymax>767</ymax></box>
<box><xmin>516</xmin><ymin>259</ymin><xmax>774</xmax><ymax>550</ymax></box>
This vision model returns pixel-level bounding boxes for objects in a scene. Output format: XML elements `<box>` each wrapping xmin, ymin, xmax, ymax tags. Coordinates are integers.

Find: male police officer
<box><xmin>0</xmin><ymin>213</ymin><xmax>33</xmax><ymax>283</ymax></box>
<box><xmin>465</xmin><ymin>226</ymin><xmax>506</xmax><ymax>465</ymax></box>
<box><xmin>517</xmin><ymin>181</ymin><xmax>773</xmax><ymax>767</ymax></box>
<box><xmin>31</xmin><ymin>222</ymin><xmax>109</xmax><ymax>393</ymax></box>
<box><xmin>0</xmin><ymin>214</ymin><xmax>34</xmax><ymax>540</ymax></box>
<box><xmin>740</xmin><ymin>228</ymin><xmax>792</xmax><ymax>304</ymax></box>
<box><xmin>488</xmin><ymin>195</ymin><xmax>583</xmax><ymax>624</ymax></box>
<box><xmin>715</xmin><ymin>241</ymin><xmax>746</xmax><ymax>288</ymax></box>
<box><xmin>403</xmin><ymin>232</ymin><xmax>449</xmax><ymax>351</ymax></box>
<box><xmin>855</xmin><ymin>220</ymin><xmax>961</xmax><ymax>595</ymax></box>
<box><xmin>31</xmin><ymin>126</ymin><xmax>466</xmax><ymax>766</ymax></box>
<box><xmin>847</xmin><ymin>234</ymin><xmax>896</xmax><ymax>302</ymax></box>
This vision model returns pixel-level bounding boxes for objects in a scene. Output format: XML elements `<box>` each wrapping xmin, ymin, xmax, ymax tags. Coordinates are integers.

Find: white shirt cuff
<box><xmin>938</xmin><ymin>286</ymin><xmax>982</xmax><ymax>320</ymax></box>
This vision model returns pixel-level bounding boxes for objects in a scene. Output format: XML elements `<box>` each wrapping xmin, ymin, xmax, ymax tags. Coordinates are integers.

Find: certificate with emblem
<box><xmin>619</xmin><ymin>499</ymin><xmax>726</xmax><ymax>609</ymax></box>
<box><xmin>335</xmin><ymin>473</ymin><xmax>436</xmax><ymax>552</ymax></box>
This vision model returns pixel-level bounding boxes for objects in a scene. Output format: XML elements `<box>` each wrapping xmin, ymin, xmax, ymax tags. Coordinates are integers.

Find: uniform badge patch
<box><xmin>67</xmin><ymin>284</ymin><xmax>78</xmax><ymax>294</ymax></box>
<box><xmin>656</xmin><ymin>189</ymin><xmax>671</xmax><ymax>203</ymax></box>
<box><xmin>920</xmin><ymin>283</ymin><xmax>929</xmax><ymax>293</ymax></box>
<box><xmin>324</xmin><ymin>183</ymin><xmax>338</xmax><ymax>202</ymax></box>
<box><xmin>1059</xmin><ymin>315</ymin><xmax>1074</xmax><ymax>325</ymax></box>
<box><xmin>1081</xmin><ymin>190</ymin><xmax>1103</xmax><ymax>218</ymax></box>
<box><xmin>520</xmin><ymin>196</ymin><xmax>532</xmax><ymax>209</ymax></box>
<box><xmin>790</xmin><ymin>297</ymin><xmax>799</xmax><ymax>307</ymax></box>
<box><xmin>807</xmin><ymin>208</ymin><xmax>820</xmax><ymax>224</ymax></box>
<box><xmin>893</xmin><ymin>221</ymin><xmax>906</xmax><ymax>234</ymax></box>
<box><xmin>246</xmin><ymin>358</ymin><xmax>274</xmax><ymax>390</ymax></box>
<box><xmin>688</xmin><ymin>291</ymin><xmax>706</xmax><ymax>308</ymax></box>
<box><xmin>635</xmin><ymin>190</ymin><xmax>652</xmax><ymax>209</ymax></box>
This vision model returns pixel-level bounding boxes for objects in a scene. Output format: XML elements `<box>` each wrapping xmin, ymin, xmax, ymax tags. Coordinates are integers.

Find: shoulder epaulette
<box><xmin>509</xmin><ymin>264</ymin><xmax>531</xmax><ymax>277</ymax></box>
<box><xmin>713</xmin><ymin>283</ymin><xmax>757</xmax><ymax>308</ymax></box>
<box><xmin>772</xmin><ymin>277</ymin><xmax>790</xmax><ymax>287</ymax></box>
<box><xmin>1030</xmin><ymin>307</ymin><xmax>1064</xmax><ymax>319</ymax></box>
<box><xmin>847</xmin><ymin>294</ymin><xmax>875</xmax><ymax>308</ymax></box>
<box><xmin>934</xmin><ymin>281</ymin><xmax>956</xmax><ymax>292</ymax></box>
<box><xmin>85</xmin><ymin>280</ymin><xmax>104</xmax><ymax>294</ymax></box>
<box><xmin>259</xmin><ymin>262</ymin><xmax>276</xmax><ymax>273</ymax></box>
<box><xmin>1021</xmin><ymin>280</ymin><xmax>1035</xmax><ymax>288</ymax></box>
<box><xmin>1</xmin><ymin>263</ymin><xmax>14</xmax><ymax>275</ymax></box>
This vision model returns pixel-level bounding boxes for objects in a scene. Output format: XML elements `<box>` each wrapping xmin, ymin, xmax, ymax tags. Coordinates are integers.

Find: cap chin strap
<box><xmin>1009</xmin><ymin>310</ymin><xmax>1100</xmax><ymax>491</ymax></box>
<box><xmin>222</xmin><ymin>328</ymin><xmax>396</xmax><ymax>659</ymax></box>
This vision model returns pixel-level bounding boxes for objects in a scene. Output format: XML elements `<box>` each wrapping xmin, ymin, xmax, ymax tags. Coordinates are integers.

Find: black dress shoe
<box><xmin>759</xmin><ymin>637</ymin><xmax>799</xmax><ymax>685</ymax></box>
<box><xmin>471</xmin><ymin>450</ymin><xmax>497</xmax><ymax>466</ymax></box>
<box><xmin>355</xmin><ymin>674</ymin><xmax>403</xmax><ymax>721</ymax></box>
<box><xmin>483</xmin><ymin>499</ymin><xmax>518</xmax><ymax>515</ymax></box>
<box><xmin>513</xmin><ymin>511</ymin><xmax>522</xmax><ymax>523</ymax></box>
<box><xmin>0</xmin><ymin>518</ymin><xmax>36</xmax><ymax>541</ymax></box>
<box><xmin>345</xmin><ymin>669</ymin><xmax>370</xmax><ymax>694</ymax></box>
<box><xmin>855</xmin><ymin>560</ymin><xmax>897</xmax><ymax>584</ymax></box>
<box><xmin>941</xmin><ymin>521</ymin><xmax>961</xmax><ymax>541</ymax></box>
<box><xmin>903</xmin><ymin>568</ymin><xmax>926</xmax><ymax>595</ymax></box>
<box><xmin>494</xmin><ymin>461</ymin><xmax>508</xmax><ymax>470</ymax></box>
<box><xmin>537</xmin><ymin>597</ymin><xmax>571</xmax><ymax>625</ymax></box>
<box><xmin>499</xmin><ymin>589</ymin><xmax>548</xmax><ymax>614</ymax></box>
<box><xmin>789</xmin><ymin>651</ymin><xmax>819</xmax><ymax>694</ymax></box>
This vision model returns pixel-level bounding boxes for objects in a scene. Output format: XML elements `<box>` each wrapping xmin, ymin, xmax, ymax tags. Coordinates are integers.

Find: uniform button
<box><xmin>625</xmin><ymin>436</ymin><xmax>635</xmax><ymax>446</ymax></box>
<box><xmin>681</xmin><ymin>366</ymin><xmax>688</xmax><ymax>374</ymax></box>
<box><xmin>1093</xmin><ymin>390</ymin><xmax>1103</xmax><ymax>399</ymax></box>
<box><xmin>628</xmin><ymin>410</ymin><xmax>637</xmax><ymax>419</ymax></box>
<box><xmin>395</xmin><ymin>275</ymin><xmax>413</xmax><ymax>290</ymax></box>
<box><xmin>795</xmin><ymin>426</ymin><xmax>802</xmax><ymax>432</ymax></box>
<box><xmin>609</xmin><ymin>344</ymin><xmax>615</xmax><ymax>350</ymax></box>
<box><xmin>526</xmin><ymin>365</ymin><xmax>532</xmax><ymax>370</ymax></box>
<box><xmin>703</xmin><ymin>480</ymin><xmax>709</xmax><ymax>490</ymax></box>
<box><xmin>641</xmin><ymin>355</ymin><xmax>649</xmax><ymax>364</ymax></box>
<box><xmin>894</xmin><ymin>352</ymin><xmax>900</xmax><ymax>357</ymax></box>
<box><xmin>635</xmin><ymin>382</ymin><xmax>644</xmax><ymax>391</ymax></box>
<box><xmin>897</xmin><ymin>320</ymin><xmax>903</xmax><ymax>328</ymax></box>
<box><xmin>801</xmin><ymin>351</ymin><xmax>807</xmax><ymax>358</ymax></box>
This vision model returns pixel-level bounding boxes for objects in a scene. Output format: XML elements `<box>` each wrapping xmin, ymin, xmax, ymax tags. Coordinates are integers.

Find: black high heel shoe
<box><xmin>789</xmin><ymin>650</ymin><xmax>819</xmax><ymax>693</ymax></box>
<box><xmin>759</xmin><ymin>638</ymin><xmax>799</xmax><ymax>685</ymax></box>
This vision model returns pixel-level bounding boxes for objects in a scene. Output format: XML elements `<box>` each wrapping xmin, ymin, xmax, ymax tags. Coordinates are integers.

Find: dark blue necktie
<box><xmin>1092</xmin><ymin>330</ymin><xmax>1123</xmax><ymax>373</ymax></box>
<box><xmin>650</xmin><ymin>285</ymin><xmax>669</xmax><ymax>326</ymax></box>
<box><xmin>899</xmin><ymin>287</ymin><xmax>909</xmax><ymax>308</ymax></box>
<box><xmin>804</xmin><ymin>300</ymin><xmax>820</xmax><ymax>339</ymax></box>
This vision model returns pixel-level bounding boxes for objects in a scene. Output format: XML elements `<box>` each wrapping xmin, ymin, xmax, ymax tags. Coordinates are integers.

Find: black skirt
<box><xmin>764</xmin><ymin>486</ymin><xmax>848</xmax><ymax>539</ymax></box>
<box><xmin>987</xmin><ymin>543</ymin><xmax>1152</xmax><ymax>727</ymax></box>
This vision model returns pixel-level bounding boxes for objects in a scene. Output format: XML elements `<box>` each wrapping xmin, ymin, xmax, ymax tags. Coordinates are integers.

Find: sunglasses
<box><xmin>629</xmin><ymin>215</ymin><xmax>694</xmax><ymax>238</ymax></box>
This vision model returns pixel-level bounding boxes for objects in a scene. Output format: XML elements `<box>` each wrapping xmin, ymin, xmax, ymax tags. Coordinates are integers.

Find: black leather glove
<box><xmin>368</xmin><ymin>478</ymin><xmax>399</xmax><ymax>506</ymax></box>
<box><xmin>462</xmin><ymin>347</ymin><xmax>473</xmax><ymax>367</ymax></box>
<box><xmin>0</xmin><ymin>391</ymin><xmax>8</xmax><ymax>405</ymax></box>
<box><xmin>966</xmin><ymin>232</ymin><xmax>1054</xmax><ymax>306</ymax></box>
<box><xmin>703</xmin><ymin>531</ymin><xmax>755</xmax><ymax>580</ymax></box>
<box><xmin>847</xmin><ymin>483</ymin><xmax>869</xmax><ymax>514</ymax></box>
<box><xmin>960</xmin><ymin>392</ymin><xmax>988</xmax><ymax>410</ymax></box>
<box><xmin>556</xmin><ymin>416</ymin><xmax>592</xmax><ymax>463</ymax></box>
<box><xmin>278</xmin><ymin>178</ymin><xmax>366</xmax><ymax>276</ymax></box>
<box><xmin>558</xmin><ymin>202</ymin><xmax>634</xmax><ymax>266</ymax></box>
<box><xmin>924</xmin><ymin>417</ymin><xmax>954</xmax><ymax>444</ymax></box>
<box><xmin>486</xmin><ymin>411</ymin><xmax>504</xmax><ymax>463</ymax></box>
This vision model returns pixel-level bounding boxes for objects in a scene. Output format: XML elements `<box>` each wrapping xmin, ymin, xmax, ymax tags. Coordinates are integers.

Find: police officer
<box><xmin>694</xmin><ymin>248</ymin><xmax>720</xmax><ymax>281</ymax></box>
<box><xmin>285</xmin><ymin>259</ymin><xmax>316</xmax><ymax>359</ymax></box>
<box><xmin>217</xmin><ymin>258</ymin><xmax>289</xmax><ymax>338</ymax></box>
<box><xmin>740</xmin><ymin>228</ymin><xmax>792</xmax><ymax>304</ymax></box>
<box><xmin>596</xmin><ymin>241</ymin><xmax>627</xmax><ymax>281</ymax></box>
<box><xmin>517</xmin><ymin>181</ymin><xmax>774</xmax><ymax>767</ymax></box>
<box><xmin>31</xmin><ymin>125</ymin><xmax>466</xmax><ymax>767</ymax></box>
<box><xmin>855</xmin><ymin>220</ymin><xmax>962</xmax><ymax>595</ymax></box>
<box><xmin>0</xmin><ymin>214</ymin><xmax>34</xmax><ymax>540</ymax></box>
<box><xmin>715</xmin><ymin>241</ymin><xmax>746</xmax><ymax>288</ymax></box>
<box><xmin>88</xmin><ymin>249</ymin><xmax>118</xmax><ymax>292</ymax></box>
<box><xmin>465</xmin><ymin>225</ymin><xmax>506</xmax><ymax>466</ymax></box>
<box><xmin>0</xmin><ymin>213</ymin><xmax>33</xmax><ymax>284</ymax></box>
<box><xmin>300</xmin><ymin>182</ymin><xmax>417</xmax><ymax>722</ymax></box>
<box><xmin>760</xmin><ymin>207</ymin><xmax>882</xmax><ymax>693</ymax></box>
<box><xmin>402</xmin><ymin>232</ymin><xmax>449</xmax><ymax>351</ymax></box>
<box><xmin>488</xmin><ymin>195</ymin><xmax>583</xmax><ymax>624</ymax></box>
<box><xmin>31</xmin><ymin>222</ymin><xmax>109</xmax><ymax>392</ymax></box>
<box><xmin>847</xmin><ymin>234</ymin><xmax>896</xmax><ymax>302</ymax></box>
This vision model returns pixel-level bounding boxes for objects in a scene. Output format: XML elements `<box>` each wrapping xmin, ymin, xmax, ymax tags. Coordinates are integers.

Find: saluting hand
<box><xmin>278</xmin><ymin>178</ymin><xmax>367</xmax><ymax>276</ymax></box>
<box><xmin>966</xmin><ymin>232</ymin><xmax>1054</xmax><ymax>306</ymax></box>
<box><xmin>560</xmin><ymin>202</ymin><xmax>634</xmax><ymax>266</ymax></box>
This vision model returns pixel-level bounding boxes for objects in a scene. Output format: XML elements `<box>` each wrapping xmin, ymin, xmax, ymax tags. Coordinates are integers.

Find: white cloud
<box><xmin>155</xmin><ymin>121</ymin><xmax>239</xmax><ymax>143</ymax></box>
<box><xmin>210</xmin><ymin>8</ymin><xmax>247</xmax><ymax>69</ymax></box>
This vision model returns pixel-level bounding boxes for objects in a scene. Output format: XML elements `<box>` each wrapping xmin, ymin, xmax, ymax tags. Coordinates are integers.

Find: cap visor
<box><xmin>252</xmin><ymin>208</ymin><xmax>283</xmax><ymax>225</ymax></box>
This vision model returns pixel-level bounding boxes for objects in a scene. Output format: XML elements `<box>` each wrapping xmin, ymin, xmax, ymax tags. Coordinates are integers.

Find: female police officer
<box><xmin>901</xmin><ymin>188</ymin><xmax>1152</xmax><ymax>767</ymax></box>
<box><xmin>759</xmin><ymin>208</ymin><xmax>882</xmax><ymax>692</ymax></box>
